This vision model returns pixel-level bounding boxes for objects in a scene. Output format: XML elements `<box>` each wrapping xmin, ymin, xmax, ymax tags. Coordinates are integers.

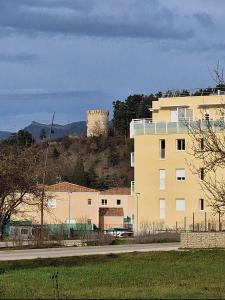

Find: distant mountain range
<box><xmin>0</xmin><ymin>121</ymin><xmax>86</xmax><ymax>141</ymax></box>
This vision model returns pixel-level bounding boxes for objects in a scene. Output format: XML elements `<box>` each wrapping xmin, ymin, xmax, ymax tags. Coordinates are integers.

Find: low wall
<box><xmin>181</xmin><ymin>232</ymin><xmax>225</xmax><ymax>248</ymax></box>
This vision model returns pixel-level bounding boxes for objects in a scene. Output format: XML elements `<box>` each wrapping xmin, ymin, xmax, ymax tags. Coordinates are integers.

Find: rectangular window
<box><xmin>159</xmin><ymin>199</ymin><xmax>165</xmax><ymax>219</ymax></box>
<box><xmin>200</xmin><ymin>168</ymin><xmax>204</xmax><ymax>180</ymax></box>
<box><xmin>176</xmin><ymin>199</ymin><xmax>185</xmax><ymax>211</ymax></box>
<box><xmin>159</xmin><ymin>169</ymin><xmax>166</xmax><ymax>190</ymax></box>
<box><xmin>199</xmin><ymin>199</ymin><xmax>204</xmax><ymax>211</ymax></box>
<box><xmin>176</xmin><ymin>139</ymin><xmax>185</xmax><ymax>151</ymax></box>
<box><xmin>203</xmin><ymin>108</ymin><xmax>209</xmax><ymax>120</ymax></box>
<box><xmin>48</xmin><ymin>199</ymin><xmax>57</xmax><ymax>208</ymax></box>
<box><xmin>66</xmin><ymin>219</ymin><xmax>76</xmax><ymax>224</ymax></box>
<box><xmin>160</xmin><ymin>139</ymin><xmax>165</xmax><ymax>159</ymax></box>
<box><xmin>200</xmin><ymin>139</ymin><xmax>204</xmax><ymax>150</ymax></box>
<box><xmin>176</xmin><ymin>169</ymin><xmax>185</xmax><ymax>181</ymax></box>
<box><xmin>87</xmin><ymin>219</ymin><xmax>92</xmax><ymax>225</ymax></box>
<box><xmin>88</xmin><ymin>199</ymin><xmax>92</xmax><ymax>206</ymax></box>
<box><xmin>101</xmin><ymin>199</ymin><xmax>107</xmax><ymax>205</ymax></box>
<box><xmin>117</xmin><ymin>199</ymin><xmax>121</xmax><ymax>205</ymax></box>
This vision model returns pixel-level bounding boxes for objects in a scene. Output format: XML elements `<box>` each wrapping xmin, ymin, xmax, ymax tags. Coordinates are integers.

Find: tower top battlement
<box><xmin>87</xmin><ymin>110</ymin><xmax>109</xmax><ymax>115</ymax></box>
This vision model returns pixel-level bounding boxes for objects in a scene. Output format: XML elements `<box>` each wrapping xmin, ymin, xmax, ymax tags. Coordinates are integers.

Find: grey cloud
<box><xmin>194</xmin><ymin>13</ymin><xmax>215</xmax><ymax>29</ymax></box>
<box><xmin>0</xmin><ymin>0</ymin><xmax>194</xmax><ymax>40</ymax></box>
<box><xmin>0</xmin><ymin>53</ymin><xmax>39</xmax><ymax>63</ymax></box>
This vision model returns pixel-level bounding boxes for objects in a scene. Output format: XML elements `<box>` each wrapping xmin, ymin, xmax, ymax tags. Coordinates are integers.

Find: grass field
<box><xmin>0</xmin><ymin>250</ymin><xmax>225</xmax><ymax>299</ymax></box>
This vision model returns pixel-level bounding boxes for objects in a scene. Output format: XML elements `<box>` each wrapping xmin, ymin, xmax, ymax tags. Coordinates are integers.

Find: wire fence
<box><xmin>139</xmin><ymin>212</ymin><xmax>224</xmax><ymax>235</ymax></box>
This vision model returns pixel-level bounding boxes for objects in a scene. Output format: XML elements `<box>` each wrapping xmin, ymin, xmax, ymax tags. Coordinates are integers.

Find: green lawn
<box><xmin>0</xmin><ymin>250</ymin><xmax>225</xmax><ymax>299</ymax></box>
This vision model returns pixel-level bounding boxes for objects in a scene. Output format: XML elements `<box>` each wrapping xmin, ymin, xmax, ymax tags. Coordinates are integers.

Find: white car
<box><xmin>106</xmin><ymin>227</ymin><xmax>133</xmax><ymax>238</ymax></box>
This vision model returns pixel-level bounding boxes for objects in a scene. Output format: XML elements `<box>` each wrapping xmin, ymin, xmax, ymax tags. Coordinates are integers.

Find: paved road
<box><xmin>0</xmin><ymin>243</ymin><xmax>179</xmax><ymax>261</ymax></box>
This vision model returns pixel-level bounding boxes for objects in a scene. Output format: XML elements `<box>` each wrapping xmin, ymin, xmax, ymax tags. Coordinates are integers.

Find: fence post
<box><xmin>219</xmin><ymin>211</ymin><xmax>222</xmax><ymax>231</ymax></box>
<box><xmin>208</xmin><ymin>222</ymin><xmax>211</xmax><ymax>232</ymax></box>
<box><xmin>192</xmin><ymin>213</ymin><xmax>195</xmax><ymax>232</ymax></box>
<box><xmin>184</xmin><ymin>217</ymin><xmax>186</xmax><ymax>232</ymax></box>
<box><xmin>205</xmin><ymin>212</ymin><xmax>207</xmax><ymax>232</ymax></box>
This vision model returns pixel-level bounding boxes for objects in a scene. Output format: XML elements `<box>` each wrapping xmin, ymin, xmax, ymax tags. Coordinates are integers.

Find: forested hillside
<box><xmin>2</xmin><ymin>93</ymin><xmax>160</xmax><ymax>189</ymax></box>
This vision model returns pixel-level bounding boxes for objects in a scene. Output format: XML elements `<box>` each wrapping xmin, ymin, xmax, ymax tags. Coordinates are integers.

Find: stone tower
<box><xmin>87</xmin><ymin>110</ymin><xmax>109</xmax><ymax>137</ymax></box>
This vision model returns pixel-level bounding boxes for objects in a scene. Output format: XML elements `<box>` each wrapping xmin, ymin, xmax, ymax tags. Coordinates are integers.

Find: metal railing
<box><xmin>131</xmin><ymin>152</ymin><xmax>134</xmax><ymax>167</ymax></box>
<box><xmin>130</xmin><ymin>118</ymin><xmax>225</xmax><ymax>137</ymax></box>
<box><xmin>160</xmin><ymin>88</ymin><xmax>225</xmax><ymax>98</ymax></box>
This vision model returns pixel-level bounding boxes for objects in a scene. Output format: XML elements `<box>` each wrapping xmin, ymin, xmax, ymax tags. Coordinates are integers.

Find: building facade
<box><xmin>130</xmin><ymin>93</ymin><xmax>225</xmax><ymax>232</ymax></box>
<box><xmin>18</xmin><ymin>182</ymin><xmax>135</xmax><ymax>230</ymax></box>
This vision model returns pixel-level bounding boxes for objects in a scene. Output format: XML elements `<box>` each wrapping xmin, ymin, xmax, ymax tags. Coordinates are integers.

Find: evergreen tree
<box><xmin>71</xmin><ymin>158</ymin><xmax>88</xmax><ymax>186</ymax></box>
<box><xmin>7</xmin><ymin>130</ymin><xmax>35</xmax><ymax>147</ymax></box>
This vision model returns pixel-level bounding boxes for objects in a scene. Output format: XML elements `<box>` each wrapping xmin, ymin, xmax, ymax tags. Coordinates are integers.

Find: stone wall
<box><xmin>86</xmin><ymin>110</ymin><xmax>109</xmax><ymax>137</ymax></box>
<box><xmin>181</xmin><ymin>232</ymin><xmax>225</xmax><ymax>248</ymax></box>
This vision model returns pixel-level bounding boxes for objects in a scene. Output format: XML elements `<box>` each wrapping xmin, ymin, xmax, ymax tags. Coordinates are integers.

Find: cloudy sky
<box><xmin>0</xmin><ymin>0</ymin><xmax>224</xmax><ymax>131</ymax></box>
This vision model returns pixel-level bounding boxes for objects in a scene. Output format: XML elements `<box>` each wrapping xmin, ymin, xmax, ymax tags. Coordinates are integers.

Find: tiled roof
<box><xmin>100</xmin><ymin>187</ymin><xmax>131</xmax><ymax>195</ymax></box>
<box><xmin>99</xmin><ymin>207</ymin><xmax>124</xmax><ymax>217</ymax></box>
<box><xmin>46</xmin><ymin>182</ymin><xmax>98</xmax><ymax>193</ymax></box>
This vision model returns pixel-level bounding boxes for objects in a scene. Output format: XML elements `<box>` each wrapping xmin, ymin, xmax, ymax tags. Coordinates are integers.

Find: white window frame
<box><xmin>176</xmin><ymin>199</ymin><xmax>186</xmax><ymax>211</ymax></box>
<box><xmin>176</xmin><ymin>169</ymin><xmax>185</xmax><ymax>181</ymax></box>
<box><xmin>66</xmin><ymin>219</ymin><xmax>76</xmax><ymax>224</ymax></box>
<box><xmin>159</xmin><ymin>169</ymin><xmax>166</xmax><ymax>190</ymax></box>
<box><xmin>101</xmin><ymin>199</ymin><xmax>107</xmax><ymax>206</ymax></box>
<box><xmin>159</xmin><ymin>199</ymin><xmax>165</xmax><ymax>220</ymax></box>
<box><xmin>48</xmin><ymin>199</ymin><xmax>57</xmax><ymax>208</ymax></box>
<box><xmin>176</xmin><ymin>139</ymin><xmax>185</xmax><ymax>151</ymax></box>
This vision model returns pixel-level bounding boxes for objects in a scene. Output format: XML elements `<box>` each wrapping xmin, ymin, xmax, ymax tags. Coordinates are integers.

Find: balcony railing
<box><xmin>131</xmin><ymin>181</ymin><xmax>135</xmax><ymax>195</ymax></box>
<box><xmin>130</xmin><ymin>118</ymin><xmax>225</xmax><ymax>138</ymax></box>
<box><xmin>131</xmin><ymin>152</ymin><xmax>134</xmax><ymax>167</ymax></box>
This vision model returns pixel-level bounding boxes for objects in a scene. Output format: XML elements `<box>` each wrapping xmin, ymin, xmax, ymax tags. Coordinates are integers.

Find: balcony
<box><xmin>130</xmin><ymin>118</ymin><xmax>225</xmax><ymax>138</ymax></box>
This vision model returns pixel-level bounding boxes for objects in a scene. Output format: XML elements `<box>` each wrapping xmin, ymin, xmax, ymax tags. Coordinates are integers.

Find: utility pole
<box><xmin>40</xmin><ymin>112</ymin><xmax>55</xmax><ymax>242</ymax></box>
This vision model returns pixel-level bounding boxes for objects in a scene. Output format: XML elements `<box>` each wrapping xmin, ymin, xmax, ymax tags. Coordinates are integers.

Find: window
<box><xmin>117</xmin><ymin>199</ymin><xmax>121</xmax><ymax>205</ymax></box>
<box><xmin>159</xmin><ymin>169</ymin><xmax>166</xmax><ymax>190</ymax></box>
<box><xmin>48</xmin><ymin>199</ymin><xmax>56</xmax><ymax>208</ymax></box>
<box><xmin>204</xmin><ymin>108</ymin><xmax>209</xmax><ymax>120</ymax></box>
<box><xmin>66</xmin><ymin>219</ymin><xmax>75</xmax><ymax>224</ymax></box>
<box><xmin>176</xmin><ymin>169</ymin><xmax>185</xmax><ymax>181</ymax></box>
<box><xmin>200</xmin><ymin>139</ymin><xmax>204</xmax><ymax>150</ymax></box>
<box><xmin>199</xmin><ymin>199</ymin><xmax>204</xmax><ymax>211</ymax></box>
<box><xmin>199</xmin><ymin>168</ymin><xmax>204</xmax><ymax>180</ymax></box>
<box><xmin>101</xmin><ymin>199</ymin><xmax>107</xmax><ymax>205</ymax></box>
<box><xmin>159</xmin><ymin>199</ymin><xmax>165</xmax><ymax>219</ymax></box>
<box><xmin>160</xmin><ymin>139</ymin><xmax>165</xmax><ymax>159</ymax></box>
<box><xmin>176</xmin><ymin>199</ymin><xmax>185</xmax><ymax>211</ymax></box>
<box><xmin>87</xmin><ymin>219</ymin><xmax>92</xmax><ymax>225</ymax></box>
<box><xmin>88</xmin><ymin>199</ymin><xmax>92</xmax><ymax>206</ymax></box>
<box><xmin>176</xmin><ymin>139</ymin><xmax>185</xmax><ymax>151</ymax></box>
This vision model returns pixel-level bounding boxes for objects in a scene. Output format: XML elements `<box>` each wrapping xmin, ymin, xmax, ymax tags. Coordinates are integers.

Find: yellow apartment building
<box><xmin>19</xmin><ymin>182</ymin><xmax>135</xmax><ymax>230</ymax></box>
<box><xmin>130</xmin><ymin>92</ymin><xmax>225</xmax><ymax>232</ymax></box>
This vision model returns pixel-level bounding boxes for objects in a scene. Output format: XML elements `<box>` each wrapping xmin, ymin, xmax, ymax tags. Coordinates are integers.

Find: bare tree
<box><xmin>187</xmin><ymin>115</ymin><xmax>225</xmax><ymax>214</ymax></box>
<box><xmin>208</xmin><ymin>60</ymin><xmax>225</xmax><ymax>87</ymax></box>
<box><xmin>0</xmin><ymin>146</ymin><xmax>47</xmax><ymax>239</ymax></box>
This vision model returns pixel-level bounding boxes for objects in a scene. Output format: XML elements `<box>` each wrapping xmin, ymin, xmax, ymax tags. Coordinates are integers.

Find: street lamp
<box><xmin>136</xmin><ymin>192</ymin><xmax>140</xmax><ymax>235</ymax></box>
<box><xmin>68</xmin><ymin>191</ymin><xmax>72</xmax><ymax>224</ymax></box>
